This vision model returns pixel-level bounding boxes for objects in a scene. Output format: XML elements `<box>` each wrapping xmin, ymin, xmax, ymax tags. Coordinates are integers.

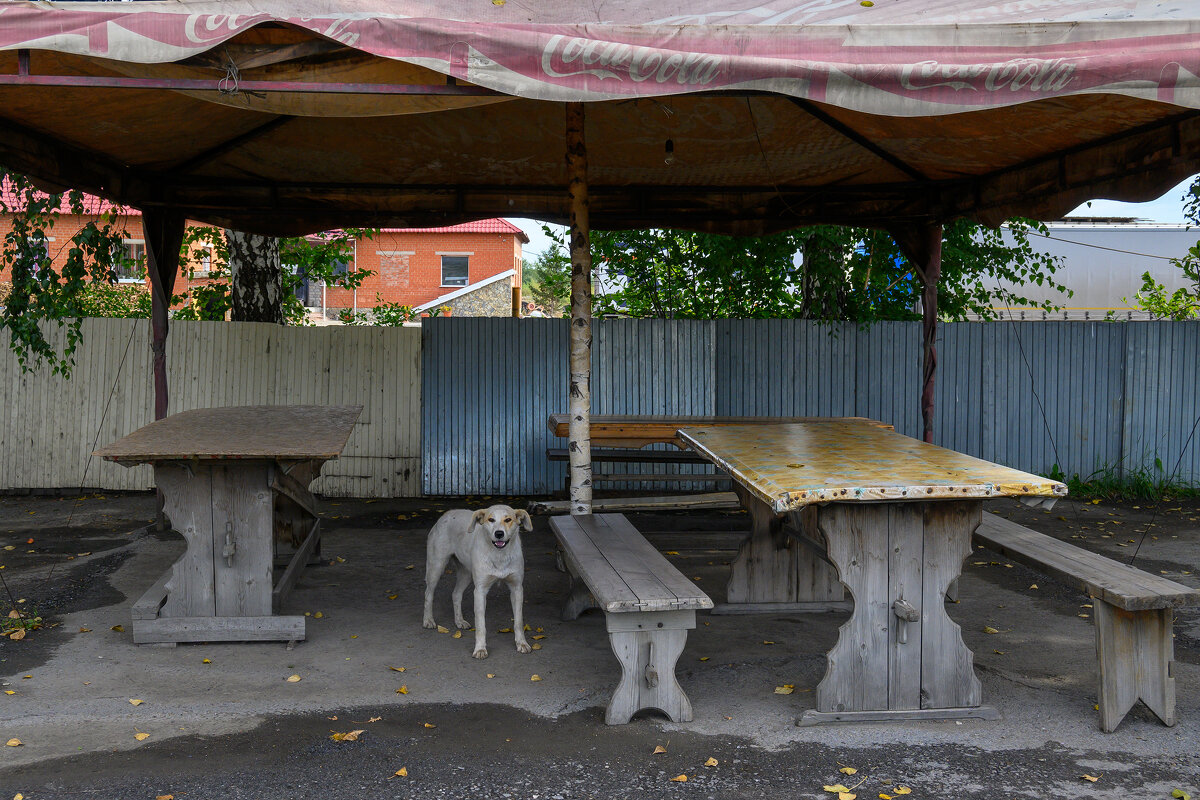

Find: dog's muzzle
<box><xmin>493</xmin><ymin>533</ymin><xmax>508</xmax><ymax>548</ymax></box>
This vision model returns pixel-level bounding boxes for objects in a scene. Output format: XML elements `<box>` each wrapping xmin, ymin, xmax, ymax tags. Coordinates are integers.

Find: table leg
<box><xmin>724</xmin><ymin>486</ymin><xmax>844</xmax><ymax>606</ymax></box>
<box><xmin>800</xmin><ymin>501</ymin><xmax>994</xmax><ymax>725</ymax></box>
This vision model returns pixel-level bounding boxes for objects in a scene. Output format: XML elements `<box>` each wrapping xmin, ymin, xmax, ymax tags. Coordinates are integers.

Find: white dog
<box><xmin>422</xmin><ymin>504</ymin><xmax>533</xmax><ymax>659</ymax></box>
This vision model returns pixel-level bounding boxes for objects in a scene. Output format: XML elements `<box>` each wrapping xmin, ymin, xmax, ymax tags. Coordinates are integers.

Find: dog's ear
<box><xmin>516</xmin><ymin>509</ymin><xmax>533</xmax><ymax>531</ymax></box>
<box><xmin>471</xmin><ymin>509</ymin><xmax>488</xmax><ymax>529</ymax></box>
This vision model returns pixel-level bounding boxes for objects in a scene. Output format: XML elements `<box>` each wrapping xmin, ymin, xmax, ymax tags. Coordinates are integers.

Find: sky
<box><xmin>508</xmin><ymin>176</ymin><xmax>1197</xmax><ymax>259</ymax></box>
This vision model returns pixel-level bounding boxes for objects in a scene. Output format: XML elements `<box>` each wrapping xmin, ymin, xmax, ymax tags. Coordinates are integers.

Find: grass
<box><xmin>1047</xmin><ymin>460</ymin><xmax>1200</xmax><ymax>501</ymax></box>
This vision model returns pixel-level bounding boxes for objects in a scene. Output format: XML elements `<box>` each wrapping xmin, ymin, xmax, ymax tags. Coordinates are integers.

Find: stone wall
<box><xmin>444</xmin><ymin>278</ymin><xmax>513</xmax><ymax>317</ymax></box>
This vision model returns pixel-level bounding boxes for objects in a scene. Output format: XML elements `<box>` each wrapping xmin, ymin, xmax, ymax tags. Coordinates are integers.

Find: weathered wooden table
<box><xmin>547</xmin><ymin>414</ymin><xmax>890</xmax><ymax>449</ymax></box>
<box><xmin>96</xmin><ymin>405</ymin><xmax>362</xmax><ymax>645</ymax></box>
<box><xmin>677</xmin><ymin>421</ymin><xmax>1066</xmax><ymax>725</ymax></box>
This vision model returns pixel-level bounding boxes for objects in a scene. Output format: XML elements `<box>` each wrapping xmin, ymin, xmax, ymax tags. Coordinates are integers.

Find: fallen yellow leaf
<box><xmin>699</xmin><ymin>657</ymin><xmax>710</xmax><ymax>662</ymax></box>
<box><xmin>453</xmin><ymin>630</ymin><xmax>462</xmax><ymax>639</ymax></box>
<box><xmin>406</xmin><ymin>564</ymin><xmax>415</xmax><ymax>570</ymax></box>
<box><xmin>7</xmin><ymin>630</ymin><xmax>23</xmax><ymax>641</ymax></box>
<box><xmin>824</xmin><ymin>785</ymin><xmax>851</xmax><ymax>793</ymax></box>
<box><xmin>1029</xmin><ymin>584</ymin><xmax>1038</xmax><ymax>589</ymax></box>
<box><xmin>437</xmin><ymin>625</ymin><xmax>449</xmax><ymax>634</ymax></box>
<box><xmin>894</xmin><ymin>787</ymin><xmax>911</xmax><ymax>795</ymax></box>
<box><xmin>705</xmin><ymin>757</ymin><xmax>719</xmax><ymax>767</ymax></box>
<box><xmin>3</xmin><ymin>691</ymin><xmax>13</xmax><ymax>696</ymax></box>
<box><xmin>670</xmin><ymin>775</ymin><xmax>688</xmax><ymax>783</ymax></box>
<box><xmin>983</xmin><ymin>626</ymin><xmax>1000</xmax><ymax>634</ymax></box>
<box><xmin>110</xmin><ymin>625</ymin><xmax>124</xmax><ymax>632</ymax></box>
<box><xmin>653</xmin><ymin>745</ymin><xmax>667</xmax><ymax>754</ymax></box>
<box><xmin>391</xmin><ymin>767</ymin><xmax>408</xmax><ymax>778</ymax></box>
<box><xmin>530</xmin><ymin>674</ymin><xmax>542</xmax><ymax>682</ymax></box>
<box><xmin>1082</xmin><ymin>774</ymin><xmax>1100</xmax><ymax>783</ymax></box>
<box><xmin>156</xmin><ymin>795</ymin><xmax>174</xmax><ymax>800</ymax></box>
<box><xmin>762</xmin><ymin>640</ymin><xmax>775</xmax><ymax>645</ymax></box>
<box><xmin>330</xmin><ymin>729</ymin><xmax>366</xmax><ymax>742</ymax></box>
<box><xmin>129</xmin><ymin>699</ymin><xmax>144</xmax><ymax>706</ymax></box>
<box><xmin>486</xmin><ymin>673</ymin><xmax>495</xmax><ymax>679</ymax></box>
<box><xmin>313</xmin><ymin>612</ymin><xmax>324</xmax><ymax>619</ymax></box>
<box><xmin>774</xmin><ymin>686</ymin><xmax>795</xmax><ymax>695</ymax></box>
<box><xmin>499</xmin><ymin>627</ymin><xmax>513</xmax><ymax>633</ymax></box>
<box><xmin>880</xmin><ymin>795</ymin><xmax>893</xmax><ymax>799</ymax></box>
<box><xmin>531</xmin><ymin>643</ymin><xmax>542</xmax><ymax>650</ymax></box>
<box><xmin>387</xmin><ymin>594</ymin><xmax>398</xmax><ymax>600</ymax></box>
<box><xmin>335</xmin><ymin>557</ymin><xmax>346</xmax><ymax>563</ymax></box>
<box><xmin>424</xmin><ymin>723</ymin><xmax>436</xmax><ymax>729</ymax></box>
<box><xmin>78</xmin><ymin>627</ymin><xmax>91</xmax><ymax>633</ymax></box>
<box><xmin>839</xmin><ymin>767</ymin><xmax>858</xmax><ymax>775</ymax></box>
<box><xmin>202</xmin><ymin>658</ymin><xmax>211</xmax><ymax>664</ymax></box>
<box><xmin>5</xmin><ymin>738</ymin><xmax>21</xmax><ymax>747</ymax></box>
<box><xmin>397</xmin><ymin>686</ymin><xmax>409</xmax><ymax>694</ymax></box>
<box><xmin>286</xmin><ymin>674</ymin><xmax>302</xmax><ymax>683</ymax></box>
<box><xmin>367</xmin><ymin>717</ymin><xmax>382</xmax><ymax>723</ymax></box>
<box><xmin>532</xmin><ymin>635</ymin><xmax>546</xmax><ymax>640</ymax></box>
<box><xmin>839</xmin><ymin>793</ymin><xmax>857</xmax><ymax>800</ymax></box>
<box><xmin>134</xmin><ymin>732</ymin><xmax>150</xmax><ymax>741</ymax></box>
<box><xmin>389</xmin><ymin>666</ymin><xmax>406</xmax><ymax>672</ymax></box>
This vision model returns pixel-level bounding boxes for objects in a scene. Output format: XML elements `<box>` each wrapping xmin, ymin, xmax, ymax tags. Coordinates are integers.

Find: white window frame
<box><xmin>116</xmin><ymin>238</ymin><xmax>146</xmax><ymax>283</ymax></box>
<box><xmin>438</xmin><ymin>251</ymin><xmax>472</xmax><ymax>288</ymax></box>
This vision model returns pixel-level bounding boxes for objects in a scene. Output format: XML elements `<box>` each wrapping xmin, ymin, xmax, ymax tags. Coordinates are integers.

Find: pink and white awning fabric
<box><xmin>3</xmin><ymin>0</ymin><xmax>1199</xmax><ymax>116</ymax></box>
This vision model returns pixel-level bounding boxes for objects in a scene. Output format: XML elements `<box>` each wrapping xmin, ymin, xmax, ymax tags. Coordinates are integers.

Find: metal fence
<box><xmin>3</xmin><ymin>317</ymin><xmax>1195</xmax><ymax>498</ymax></box>
<box><xmin>422</xmin><ymin>318</ymin><xmax>1200</xmax><ymax>495</ymax></box>
<box><xmin>0</xmin><ymin>318</ymin><xmax>423</xmax><ymax>497</ymax></box>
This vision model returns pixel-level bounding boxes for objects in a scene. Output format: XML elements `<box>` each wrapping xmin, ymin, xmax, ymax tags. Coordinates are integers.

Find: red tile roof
<box><xmin>0</xmin><ymin>178</ymin><xmax>132</xmax><ymax>217</ymax></box>
<box><xmin>382</xmin><ymin>219</ymin><xmax>530</xmax><ymax>243</ymax></box>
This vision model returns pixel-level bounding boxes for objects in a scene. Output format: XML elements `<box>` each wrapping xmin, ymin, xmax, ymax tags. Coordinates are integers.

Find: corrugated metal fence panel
<box><xmin>422</xmin><ymin>317</ymin><xmax>567</xmax><ymax>496</ymax></box>
<box><xmin>1124</xmin><ymin>322</ymin><xmax>1200</xmax><ymax>483</ymax></box>
<box><xmin>0</xmin><ymin>319</ymin><xmax>422</xmax><ymax>496</ymax></box>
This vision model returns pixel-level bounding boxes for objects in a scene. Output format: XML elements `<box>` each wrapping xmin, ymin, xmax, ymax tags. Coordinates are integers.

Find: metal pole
<box><xmin>565</xmin><ymin>102</ymin><xmax>593</xmax><ymax>515</ymax></box>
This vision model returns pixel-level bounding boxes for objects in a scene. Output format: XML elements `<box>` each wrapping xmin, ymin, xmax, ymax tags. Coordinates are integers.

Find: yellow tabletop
<box><xmin>677</xmin><ymin>421</ymin><xmax>1066</xmax><ymax>514</ymax></box>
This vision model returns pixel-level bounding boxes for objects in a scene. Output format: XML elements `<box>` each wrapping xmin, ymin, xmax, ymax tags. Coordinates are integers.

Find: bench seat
<box><xmin>974</xmin><ymin>511</ymin><xmax>1200</xmax><ymax>732</ymax></box>
<box><xmin>550</xmin><ymin>513</ymin><xmax>713</xmax><ymax>724</ymax></box>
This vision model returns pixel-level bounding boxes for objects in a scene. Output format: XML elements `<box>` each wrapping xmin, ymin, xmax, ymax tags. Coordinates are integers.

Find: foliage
<box><xmin>1129</xmin><ymin>176</ymin><xmax>1200</xmax><ymax>320</ymax></box>
<box><xmin>1047</xmin><ymin>460</ymin><xmax>1199</xmax><ymax>501</ymax></box>
<box><xmin>173</xmin><ymin>226</ymin><xmax>377</xmax><ymax>324</ymax></box>
<box><xmin>339</xmin><ymin>295</ymin><xmax>419</xmax><ymax>326</ymax></box>
<box><xmin>523</xmin><ymin>225</ymin><xmax>571</xmax><ymax>316</ymax></box>
<box><xmin>2</xmin><ymin>606</ymin><xmax>44</xmax><ymax>641</ymax></box>
<box><xmin>576</xmin><ymin>219</ymin><xmax>1068</xmax><ymax>321</ymax></box>
<box><xmin>73</xmin><ymin>282</ymin><xmax>153</xmax><ymax>318</ymax></box>
<box><xmin>1</xmin><ymin>170</ymin><xmax>133</xmax><ymax>374</ymax></box>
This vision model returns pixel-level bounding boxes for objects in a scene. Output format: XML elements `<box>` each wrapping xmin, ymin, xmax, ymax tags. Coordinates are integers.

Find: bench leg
<box><xmin>604</xmin><ymin>610</ymin><xmax>696</xmax><ymax>725</ymax></box>
<box><xmin>1095</xmin><ymin>602</ymin><xmax>1176</xmax><ymax>732</ymax></box>
<box><xmin>561</xmin><ymin>569</ymin><xmax>598</xmax><ymax>621</ymax></box>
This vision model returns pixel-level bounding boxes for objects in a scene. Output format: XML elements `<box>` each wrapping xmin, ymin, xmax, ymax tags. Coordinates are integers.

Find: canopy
<box><xmin>2</xmin><ymin>0</ymin><xmax>1199</xmax><ymax>235</ymax></box>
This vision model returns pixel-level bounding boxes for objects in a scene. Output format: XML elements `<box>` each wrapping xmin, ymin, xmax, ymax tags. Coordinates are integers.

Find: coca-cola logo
<box><xmin>184</xmin><ymin>14</ymin><xmax>262</xmax><ymax>45</ymax></box>
<box><xmin>541</xmin><ymin>34</ymin><xmax>724</xmax><ymax>86</ymax></box>
<box><xmin>900</xmin><ymin>58</ymin><xmax>1076</xmax><ymax>93</ymax></box>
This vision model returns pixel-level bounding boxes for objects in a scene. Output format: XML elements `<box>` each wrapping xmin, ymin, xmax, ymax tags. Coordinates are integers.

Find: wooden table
<box><xmin>96</xmin><ymin>405</ymin><xmax>362</xmax><ymax>645</ymax></box>
<box><xmin>677</xmin><ymin>421</ymin><xmax>1066</xmax><ymax>725</ymax></box>
<box><xmin>547</xmin><ymin>414</ymin><xmax>891</xmax><ymax>449</ymax></box>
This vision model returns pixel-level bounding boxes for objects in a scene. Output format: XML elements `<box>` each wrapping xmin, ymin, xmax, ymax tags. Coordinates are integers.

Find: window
<box><xmin>197</xmin><ymin>245</ymin><xmax>212</xmax><ymax>275</ymax></box>
<box><xmin>114</xmin><ymin>240</ymin><xmax>145</xmax><ymax>282</ymax></box>
<box><xmin>441</xmin><ymin>255</ymin><xmax>469</xmax><ymax>287</ymax></box>
<box><xmin>29</xmin><ymin>235</ymin><xmax>50</xmax><ymax>276</ymax></box>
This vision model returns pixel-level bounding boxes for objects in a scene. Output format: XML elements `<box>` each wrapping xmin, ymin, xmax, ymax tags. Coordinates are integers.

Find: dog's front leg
<box><xmin>508</xmin><ymin>577</ymin><xmax>532</xmax><ymax>654</ymax></box>
<box><xmin>472</xmin><ymin>575</ymin><xmax>496</xmax><ymax>659</ymax></box>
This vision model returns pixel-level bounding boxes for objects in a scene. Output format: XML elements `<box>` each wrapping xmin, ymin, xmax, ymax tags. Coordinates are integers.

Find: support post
<box><xmin>142</xmin><ymin>209</ymin><xmax>186</xmax><ymax>420</ymax></box>
<box><xmin>892</xmin><ymin>223</ymin><xmax>943</xmax><ymax>444</ymax></box>
<box><xmin>566</xmin><ymin>102</ymin><xmax>593</xmax><ymax>515</ymax></box>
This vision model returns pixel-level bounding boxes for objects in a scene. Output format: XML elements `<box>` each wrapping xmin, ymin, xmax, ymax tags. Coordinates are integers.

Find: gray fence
<box><xmin>422</xmin><ymin>318</ymin><xmax>1200</xmax><ymax>496</ymax></box>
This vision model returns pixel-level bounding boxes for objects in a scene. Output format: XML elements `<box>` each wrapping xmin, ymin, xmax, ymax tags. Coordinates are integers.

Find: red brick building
<box><xmin>1</xmin><ymin>184</ymin><xmax>527</xmax><ymax>319</ymax></box>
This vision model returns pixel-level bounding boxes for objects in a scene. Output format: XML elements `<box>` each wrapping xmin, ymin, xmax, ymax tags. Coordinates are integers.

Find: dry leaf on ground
<box><xmin>839</xmin><ymin>767</ymin><xmax>858</xmax><ymax>775</ymax></box>
<box><xmin>1081</xmin><ymin>775</ymin><xmax>1100</xmax><ymax>782</ymax></box>
<box><xmin>330</xmin><ymin>730</ymin><xmax>365</xmax><ymax>742</ymax></box>
<box><xmin>670</xmin><ymin>775</ymin><xmax>687</xmax><ymax>782</ymax></box>
<box><xmin>285</xmin><ymin>675</ymin><xmax>302</xmax><ymax>683</ymax></box>
<box><xmin>652</xmin><ymin>745</ymin><xmax>667</xmax><ymax>754</ymax></box>
<box><xmin>390</xmin><ymin>767</ymin><xmax>408</xmax><ymax>778</ymax></box>
<box><xmin>893</xmin><ymin>787</ymin><xmax>911</xmax><ymax>795</ymax></box>
<box><xmin>705</xmin><ymin>757</ymin><xmax>718</xmax><ymax>767</ymax></box>
<box><xmin>530</xmin><ymin>675</ymin><xmax>542</xmax><ymax>682</ymax></box>
<box><xmin>423</xmin><ymin>723</ymin><xmax>436</xmax><ymax>729</ymax></box>
<box><xmin>134</xmin><ymin>732</ymin><xmax>150</xmax><ymax>741</ymax></box>
<box><xmin>774</xmin><ymin>686</ymin><xmax>795</xmax><ymax>695</ymax></box>
<box><xmin>396</xmin><ymin>686</ymin><xmax>409</xmax><ymax>694</ymax></box>
<box><xmin>823</xmin><ymin>785</ymin><xmax>850</xmax><ymax>793</ymax></box>
<box><xmin>389</xmin><ymin>666</ymin><xmax>406</xmax><ymax>672</ymax></box>
<box><xmin>5</xmin><ymin>739</ymin><xmax>21</xmax><ymax>747</ymax></box>
<box><xmin>129</xmin><ymin>699</ymin><xmax>144</xmax><ymax>706</ymax></box>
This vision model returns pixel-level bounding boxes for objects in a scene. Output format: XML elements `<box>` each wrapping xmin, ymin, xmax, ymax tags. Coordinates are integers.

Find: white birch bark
<box><xmin>565</xmin><ymin>102</ymin><xmax>593</xmax><ymax>515</ymax></box>
<box><xmin>225</xmin><ymin>229</ymin><xmax>284</xmax><ymax>324</ymax></box>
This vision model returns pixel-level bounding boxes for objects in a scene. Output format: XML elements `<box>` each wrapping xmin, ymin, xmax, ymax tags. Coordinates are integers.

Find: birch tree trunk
<box><xmin>565</xmin><ymin>102</ymin><xmax>593</xmax><ymax>515</ymax></box>
<box><xmin>225</xmin><ymin>230</ymin><xmax>284</xmax><ymax>323</ymax></box>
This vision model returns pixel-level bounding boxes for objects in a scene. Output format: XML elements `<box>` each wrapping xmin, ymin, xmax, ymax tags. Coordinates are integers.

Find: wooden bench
<box><xmin>549</xmin><ymin>513</ymin><xmax>714</xmax><ymax>724</ymax></box>
<box><xmin>974</xmin><ymin>511</ymin><xmax>1200</xmax><ymax>732</ymax></box>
